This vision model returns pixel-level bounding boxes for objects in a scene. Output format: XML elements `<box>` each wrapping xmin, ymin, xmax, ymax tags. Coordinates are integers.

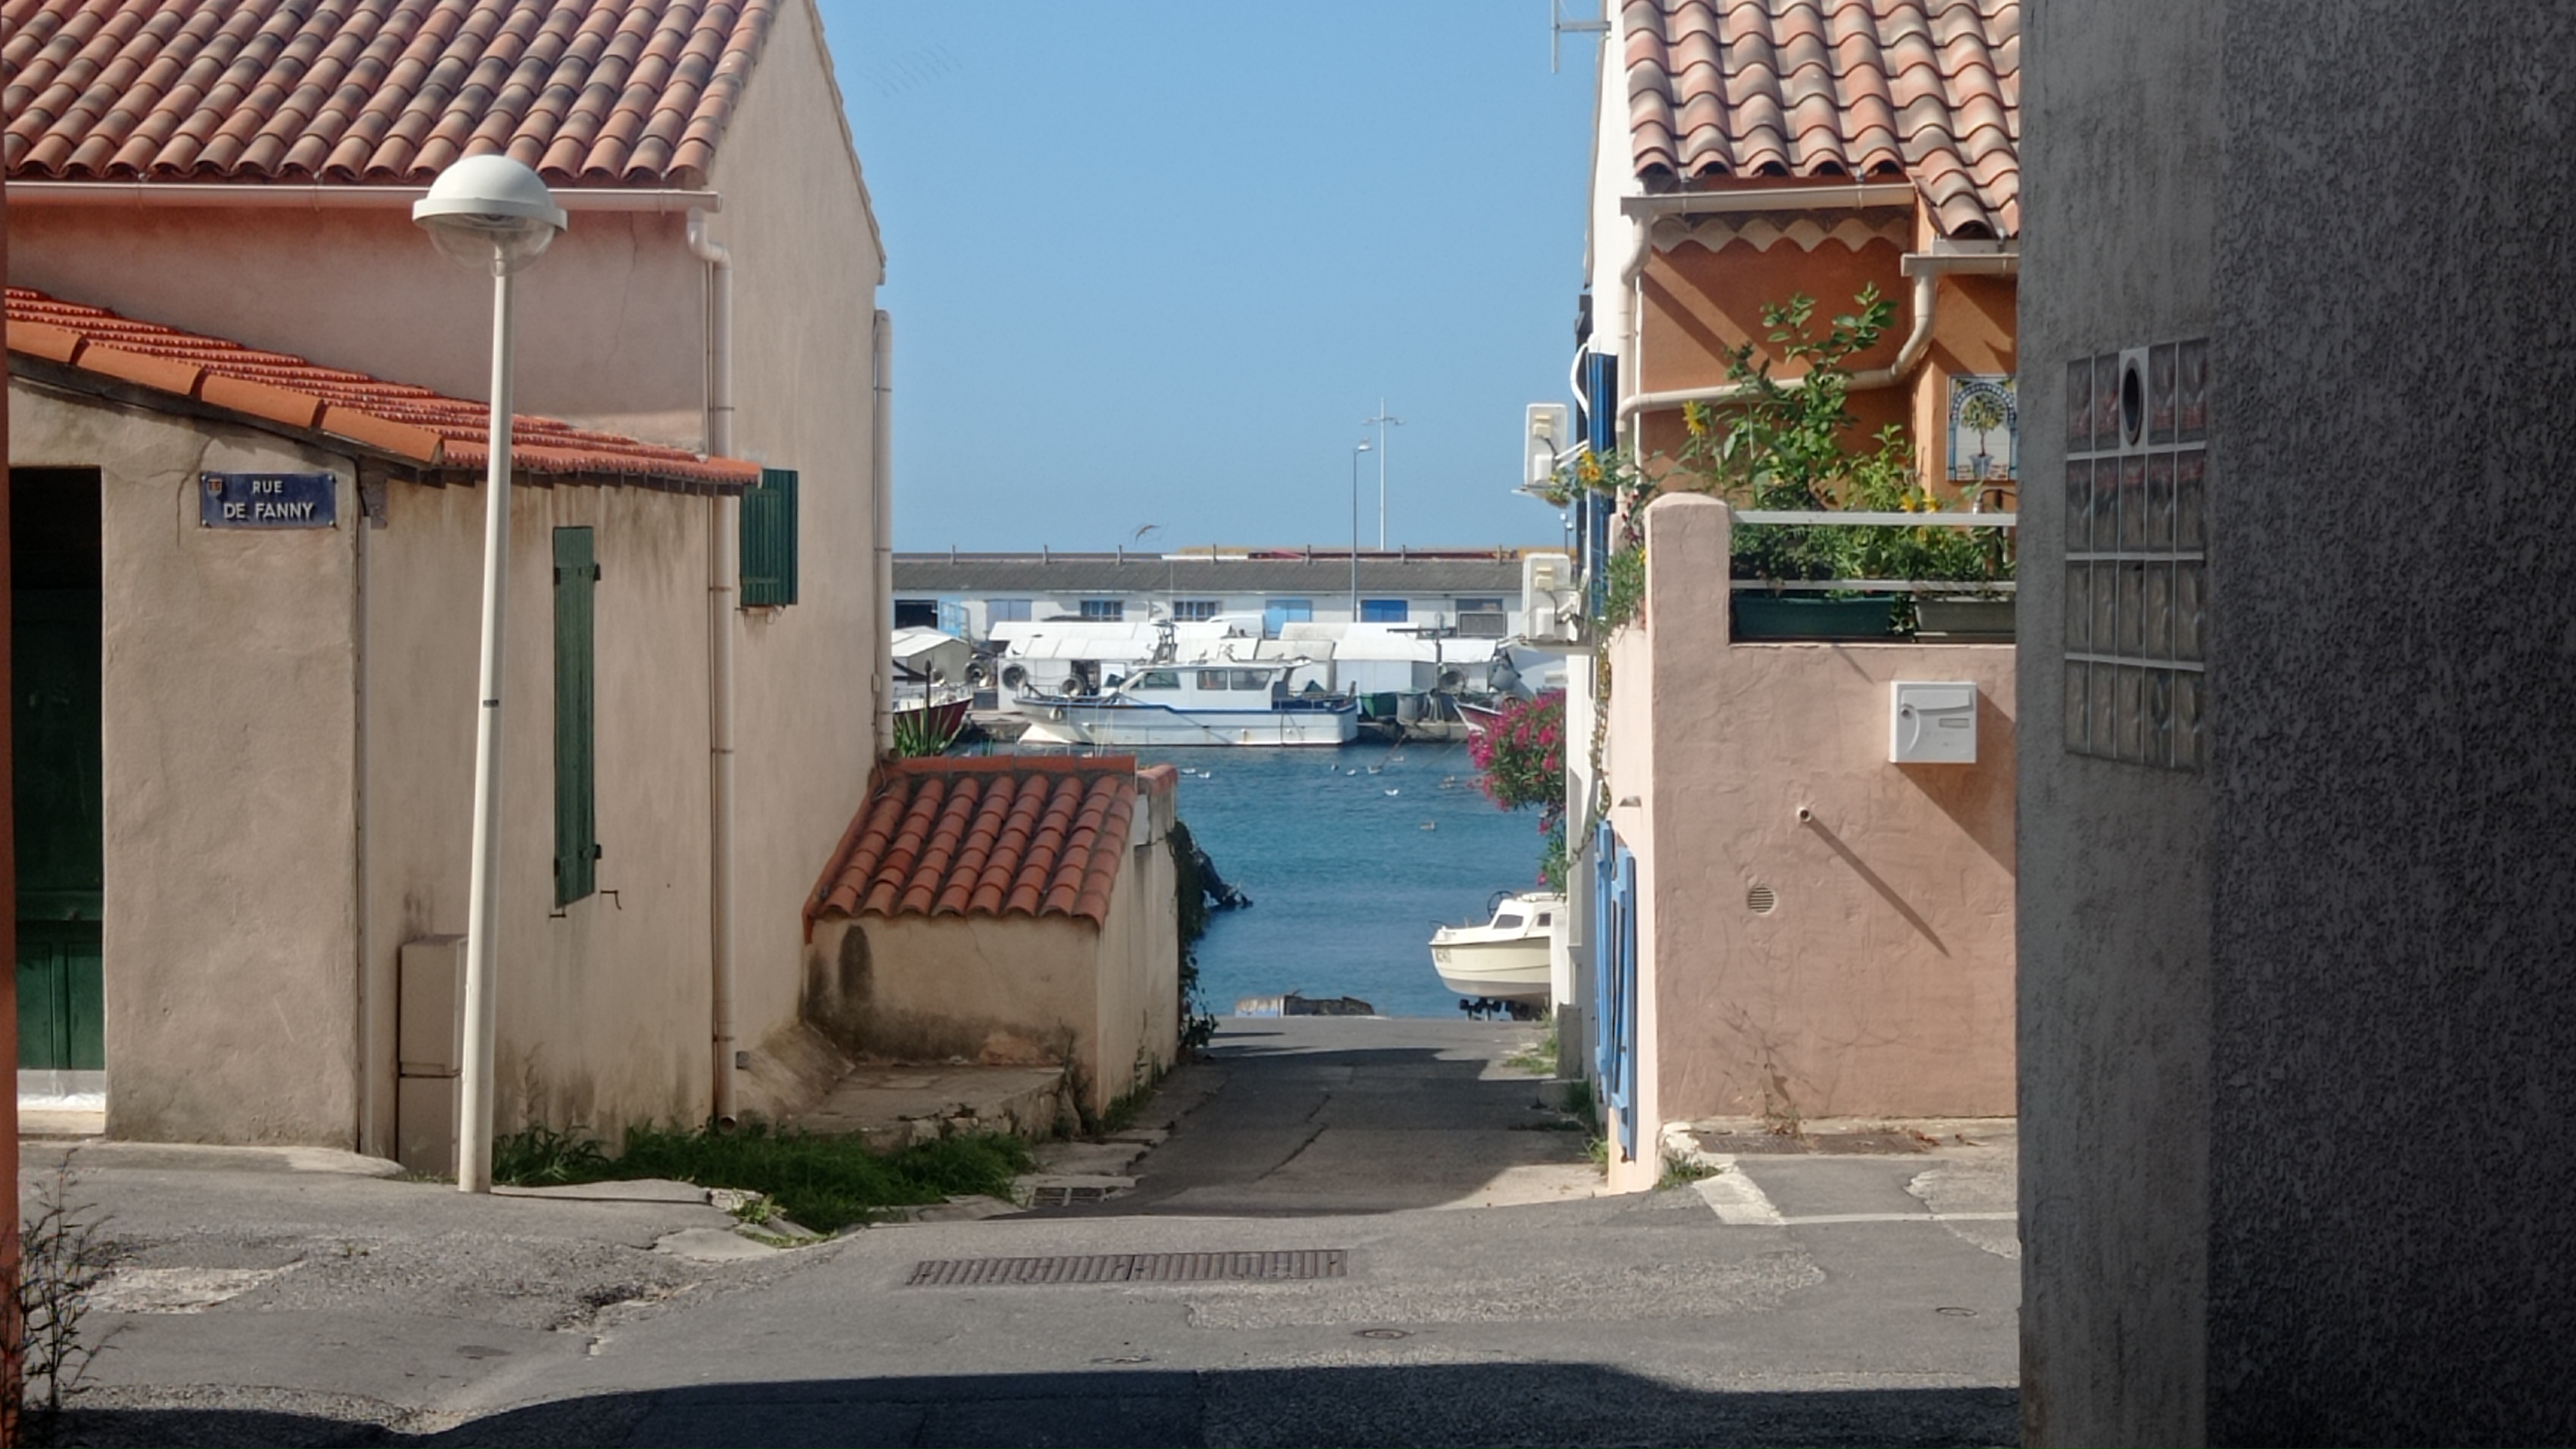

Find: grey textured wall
<box><xmin>2016</xmin><ymin>3</ymin><xmax>2223</xmax><ymax>1444</ymax></box>
<box><xmin>2204</xmin><ymin>3</ymin><xmax>2576</xmax><ymax>1442</ymax></box>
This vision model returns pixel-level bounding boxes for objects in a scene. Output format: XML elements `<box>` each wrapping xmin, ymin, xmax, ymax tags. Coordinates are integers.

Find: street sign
<box><xmin>199</xmin><ymin>472</ymin><xmax>336</xmax><ymax>529</ymax></box>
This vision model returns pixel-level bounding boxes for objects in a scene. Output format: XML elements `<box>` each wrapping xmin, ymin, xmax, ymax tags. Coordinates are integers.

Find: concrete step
<box><xmin>788</xmin><ymin>1064</ymin><xmax>1069</xmax><ymax>1150</ymax></box>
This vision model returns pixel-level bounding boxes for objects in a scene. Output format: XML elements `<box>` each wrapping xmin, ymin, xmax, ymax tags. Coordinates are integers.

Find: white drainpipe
<box><xmin>688</xmin><ymin>209</ymin><xmax>740</xmax><ymax>1126</ymax></box>
<box><xmin>871</xmin><ymin>311</ymin><xmax>895</xmax><ymax>759</ymax></box>
<box><xmin>1618</xmin><ymin>245</ymin><xmax>2016</xmax><ymax>424</ymax></box>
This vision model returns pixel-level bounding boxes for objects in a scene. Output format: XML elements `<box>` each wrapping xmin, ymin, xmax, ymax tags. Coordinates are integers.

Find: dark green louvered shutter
<box><xmin>553</xmin><ymin>526</ymin><xmax>600</xmax><ymax>906</ymax></box>
<box><xmin>740</xmin><ymin>467</ymin><xmax>799</xmax><ymax>607</ymax></box>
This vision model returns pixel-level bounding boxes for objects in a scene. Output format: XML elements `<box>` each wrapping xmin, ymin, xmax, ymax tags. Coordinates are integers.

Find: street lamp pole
<box><xmin>1350</xmin><ymin>439</ymin><xmax>1371</xmax><ymax>621</ymax></box>
<box><xmin>1363</xmin><ymin>401</ymin><xmax>1401</xmax><ymax>550</ymax></box>
<box><xmin>413</xmin><ymin>157</ymin><xmax>566</xmax><ymax>1195</ymax></box>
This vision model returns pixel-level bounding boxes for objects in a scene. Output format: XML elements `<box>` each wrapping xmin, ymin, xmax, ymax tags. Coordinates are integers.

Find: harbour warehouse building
<box><xmin>893</xmin><ymin>549</ymin><xmax>1542</xmax><ymax>643</ymax></box>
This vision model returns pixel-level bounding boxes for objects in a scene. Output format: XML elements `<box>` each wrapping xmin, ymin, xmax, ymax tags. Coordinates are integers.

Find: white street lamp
<box><xmin>413</xmin><ymin>155</ymin><xmax>567</xmax><ymax>1195</ymax></box>
<box><xmin>1363</xmin><ymin>401</ymin><xmax>1401</xmax><ymax>550</ymax></box>
<box><xmin>1350</xmin><ymin>439</ymin><xmax>1372</xmax><ymax>622</ymax></box>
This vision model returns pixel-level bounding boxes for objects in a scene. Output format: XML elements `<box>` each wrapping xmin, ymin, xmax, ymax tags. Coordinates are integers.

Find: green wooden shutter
<box><xmin>553</xmin><ymin>527</ymin><xmax>599</xmax><ymax>906</ymax></box>
<box><xmin>739</xmin><ymin>467</ymin><xmax>798</xmax><ymax>607</ymax></box>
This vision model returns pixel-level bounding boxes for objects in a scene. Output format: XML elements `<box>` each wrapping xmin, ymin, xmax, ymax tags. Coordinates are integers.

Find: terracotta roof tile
<box><xmin>6</xmin><ymin>286</ymin><xmax>757</xmax><ymax>491</ymax></box>
<box><xmin>3</xmin><ymin>0</ymin><xmax>776</xmax><ymax>188</ymax></box>
<box><xmin>807</xmin><ymin>757</ymin><xmax>1178</xmax><ymax>936</ymax></box>
<box><xmin>1623</xmin><ymin>0</ymin><xmax>2020</xmax><ymax>238</ymax></box>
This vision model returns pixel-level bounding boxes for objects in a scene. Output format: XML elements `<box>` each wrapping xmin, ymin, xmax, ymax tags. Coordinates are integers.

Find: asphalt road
<box><xmin>35</xmin><ymin>1018</ymin><xmax>2019</xmax><ymax>1447</ymax></box>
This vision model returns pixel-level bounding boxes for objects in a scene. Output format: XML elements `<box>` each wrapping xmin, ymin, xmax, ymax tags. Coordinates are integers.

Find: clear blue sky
<box><xmin>814</xmin><ymin>3</ymin><xmax>1600</xmax><ymax>553</ymax></box>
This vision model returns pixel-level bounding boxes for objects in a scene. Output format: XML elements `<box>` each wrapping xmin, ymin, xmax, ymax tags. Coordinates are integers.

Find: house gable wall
<box><xmin>359</xmin><ymin>475</ymin><xmax>717</xmax><ymax>1148</ymax></box>
<box><xmin>5</xmin><ymin>208</ymin><xmax>706</xmax><ymax>450</ymax></box>
<box><xmin>9</xmin><ymin>384</ymin><xmax>361</xmax><ymax>1144</ymax></box>
<box><xmin>706</xmin><ymin>0</ymin><xmax>888</xmax><ymax>1060</ymax></box>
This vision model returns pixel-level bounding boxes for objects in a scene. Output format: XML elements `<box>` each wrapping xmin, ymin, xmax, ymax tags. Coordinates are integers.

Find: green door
<box><xmin>13</xmin><ymin>470</ymin><xmax>106</xmax><ymax>1080</ymax></box>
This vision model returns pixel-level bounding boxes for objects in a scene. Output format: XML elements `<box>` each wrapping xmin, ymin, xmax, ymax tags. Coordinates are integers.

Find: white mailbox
<box><xmin>1891</xmin><ymin>681</ymin><xmax>1978</xmax><ymax>763</ymax></box>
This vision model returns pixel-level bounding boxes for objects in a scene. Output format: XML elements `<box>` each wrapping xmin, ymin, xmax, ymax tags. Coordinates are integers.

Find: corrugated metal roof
<box><xmin>891</xmin><ymin>556</ymin><xmax>1526</xmax><ymax>596</ymax></box>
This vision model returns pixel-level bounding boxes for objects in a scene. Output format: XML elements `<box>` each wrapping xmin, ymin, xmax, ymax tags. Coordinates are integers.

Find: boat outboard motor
<box><xmin>1489</xmin><ymin>656</ymin><xmax>1528</xmax><ymax>699</ymax></box>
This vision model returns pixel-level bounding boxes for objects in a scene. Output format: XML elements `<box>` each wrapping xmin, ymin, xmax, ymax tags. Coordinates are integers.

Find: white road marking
<box><xmin>1690</xmin><ymin>1170</ymin><xmax>1784</xmax><ymax>1225</ymax></box>
<box><xmin>1775</xmin><ymin>1211</ymin><xmax>2018</xmax><ymax>1226</ymax></box>
<box><xmin>1690</xmin><ymin>1171</ymin><xmax>2018</xmax><ymax>1227</ymax></box>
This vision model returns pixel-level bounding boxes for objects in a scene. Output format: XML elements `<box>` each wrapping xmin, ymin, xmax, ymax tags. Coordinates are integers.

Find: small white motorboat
<box><xmin>1429</xmin><ymin>890</ymin><xmax>1564</xmax><ymax>1009</ymax></box>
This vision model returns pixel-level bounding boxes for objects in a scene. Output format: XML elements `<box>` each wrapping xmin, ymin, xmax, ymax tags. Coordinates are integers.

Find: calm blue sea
<box><xmin>980</xmin><ymin>740</ymin><xmax>1549</xmax><ymax>1017</ymax></box>
<box><xmin>1137</xmin><ymin>742</ymin><xmax>1547</xmax><ymax>1018</ymax></box>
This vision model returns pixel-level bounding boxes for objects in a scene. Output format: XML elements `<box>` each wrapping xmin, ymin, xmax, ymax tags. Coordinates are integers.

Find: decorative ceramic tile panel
<box><xmin>2063</xmin><ymin>341</ymin><xmax>2208</xmax><ymax>770</ymax></box>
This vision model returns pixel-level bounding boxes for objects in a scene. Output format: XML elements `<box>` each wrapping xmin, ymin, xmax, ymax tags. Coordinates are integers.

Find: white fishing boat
<box><xmin>1429</xmin><ymin>890</ymin><xmax>1563</xmax><ymax>1007</ymax></box>
<box><xmin>1015</xmin><ymin>661</ymin><xmax>1358</xmax><ymax>748</ymax></box>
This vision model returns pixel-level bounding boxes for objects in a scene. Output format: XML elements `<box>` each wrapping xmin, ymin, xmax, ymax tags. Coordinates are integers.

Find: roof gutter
<box><xmin>1617</xmin><ymin>248</ymin><xmax>2018</xmax><ymax>424</ymax></box>
<box><xmin>6</xmin><ymin>180</ymin><xmax>719</xmax><ymax>213</ymax></box>
<box><xmin>1605</xmin><ymin>180</ymin><xmax>1926</xmax><ymax>439</ymax></box>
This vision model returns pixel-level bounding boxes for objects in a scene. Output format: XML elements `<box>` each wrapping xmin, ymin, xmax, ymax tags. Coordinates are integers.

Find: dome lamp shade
<box><xmin>412</xmin><ymin>155</ymin><xmax>568</xmax><ymax>276</ymax></box>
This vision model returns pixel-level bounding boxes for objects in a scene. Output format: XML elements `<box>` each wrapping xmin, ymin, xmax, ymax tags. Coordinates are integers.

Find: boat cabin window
<box><xmin>1130</xmin><ymin>670</ymin><xmax>1180</xmax><ymax>691</ymax></box>
<box><xmin>1535</xmin><ymin>913</ymin><xmax>1553</xmax><ymax>926</ymax></box>
<box><xmin>1493</xmin><ymin>914</ymin><xmax>1524</xmax><ymax>931</ymax></box>
<box><xmin>1194</xmin><ymin>668</ymin><xmax>1272</xmax><ymax>690</ymax></box>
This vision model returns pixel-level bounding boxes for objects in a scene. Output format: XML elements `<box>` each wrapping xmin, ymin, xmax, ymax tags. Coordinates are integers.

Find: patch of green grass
<box><xmin>617</xmin><ymin>1124</ymin><xmax>1032</xmax><ymax>1234</ymax></box>
<box><xmin>1657</xmin><ymin>1151</ymin><xmax>1721</xmax><ymax>1189</ymax></box>
<box><xmin>1095</xmin><ymin>1075</ymin><xmax>1157</xmax><ymax>1136</ymax></box>
<box><xmin>492</xmin><ymin>1122</ymin><xmax>1034</xmax><ymax>1234</ymax></box>
<box><xmin>1562</xmin><ymin>1076</ymin><xmax>1596</xmax><ymax>1122</ymax></box>
<box><xmin>1584</xmin><ymin>1135</ymin><xmax>1609</xmax><ymax>1168</ymax></box>
<box><xmin>1503</xmin><ymin>1034</ymin><xmax>1558</xmax><ymax>1077</ymax></box>
<box><xmin>491</xmin><ymin>1124</ymin><xmax>610</xmax><ymax>1184</ymax></box>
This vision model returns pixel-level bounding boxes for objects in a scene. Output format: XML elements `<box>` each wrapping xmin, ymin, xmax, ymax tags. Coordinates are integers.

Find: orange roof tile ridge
<box><xmin>6</xmin><ymin>284</ymin><xmax>753</xmax><ymax>486</ymax></box>
<box><xmin>6</xmin><ymin>0</ymin><xmax>782</xmax><ymax>187</ymax></box>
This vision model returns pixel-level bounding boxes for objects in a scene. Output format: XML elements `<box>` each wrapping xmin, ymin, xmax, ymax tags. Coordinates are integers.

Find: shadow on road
<box><xmin>75</xmin><ymin>1363</ymin><xmax>2017</xmax><ymax>1448</ymax></box>
<box><xmin>1051</xmin><ymin>1019</ymin><xmax>1594</xmax><ymax>1218</ymax></box>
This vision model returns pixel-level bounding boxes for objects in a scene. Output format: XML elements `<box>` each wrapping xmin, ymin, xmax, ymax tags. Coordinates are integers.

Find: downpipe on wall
<box><xmin>689</xmin><ymin>208</ymin><xmax>741</xmax><ymax>1128</ymax></box>
<box><xmin>871</xmin><ymin>311</ymin><xmax>894</xmax><ymax>759</ymax></box>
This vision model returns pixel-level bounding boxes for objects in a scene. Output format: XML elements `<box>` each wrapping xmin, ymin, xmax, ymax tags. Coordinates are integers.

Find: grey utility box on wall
<box><xmin>1891</xmin><ymin>681</ymin><xmax>1979</xmax><ymax>764</ymax></box>
<box><xmin>395</xmin><ymin>934</ymin><xmax>466</xmax><ymax>1179</ymax></box>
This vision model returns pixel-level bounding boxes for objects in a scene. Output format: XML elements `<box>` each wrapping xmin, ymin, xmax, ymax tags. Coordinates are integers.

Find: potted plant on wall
<box><xmin>1537</xmin><ymin>287</ymin><xmax>2012</xmax><ymax>644</ymax></box>
<box><xmin>1707</xmin><ymin>288</ymin><xmax>2013</xmax><ymax>640</ymax></box>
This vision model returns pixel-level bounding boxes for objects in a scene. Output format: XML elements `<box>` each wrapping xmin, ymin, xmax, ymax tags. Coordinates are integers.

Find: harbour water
<box><xmin>1128</xmin><ymin>742</ymin><xmax>1549</xmax><ymax>1018</ymax></box>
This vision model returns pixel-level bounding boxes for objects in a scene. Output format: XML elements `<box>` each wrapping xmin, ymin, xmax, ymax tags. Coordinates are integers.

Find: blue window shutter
<box><xmin>740</xmin><ymin>468</ymin><xmax>799</xmax><ymax>607</ymax></box>
<box><xmin>553</xmin><ymin>526</ymin><xmax>598</xmax><ymax>906</ymax></box>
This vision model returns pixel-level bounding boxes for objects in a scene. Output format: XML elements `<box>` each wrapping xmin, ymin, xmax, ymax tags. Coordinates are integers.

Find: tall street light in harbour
<box><xmin>1350</xmin><ymin>439</ymin><xmax>1372</xmax><ymax>622</ymax></box>
<box><xmin>413</xmin><ymin>155</ymin><xmax>567</xmax><ymax>1195</ymax></box>
<box><xmin>1363</xmin><ymin>401</ymin><xmax>1401</xmax><ymax>550</ymax></box>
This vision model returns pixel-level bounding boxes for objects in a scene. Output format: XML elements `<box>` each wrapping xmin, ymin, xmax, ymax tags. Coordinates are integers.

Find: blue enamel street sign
<box><xmin>200</xmin><ymin>471</ymin><xmax>337</xmax><ymax>529</ymax></box>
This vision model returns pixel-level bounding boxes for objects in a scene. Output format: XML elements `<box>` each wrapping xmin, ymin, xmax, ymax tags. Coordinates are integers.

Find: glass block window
<box><xmin>1173</xmin><ymin>599</ymin><xmax>1221</xmax><ymax>621</ymax></box>
<box><xmin>2064</xmin><ymin>339</ymin><xmax>2208</xmax><ymax>771</ymax></box>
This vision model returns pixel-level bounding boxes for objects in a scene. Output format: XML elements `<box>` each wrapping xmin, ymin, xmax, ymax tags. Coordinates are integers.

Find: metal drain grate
<box><xmin>1025</xmin><ymin>1184</ymin><xmax>1124</xmax><ymax>1209</ymax></box>
<box><xmin>907</xmin><ymin>1250</ymin><xmax>1347</xmax><ymax>1287</ymax></box>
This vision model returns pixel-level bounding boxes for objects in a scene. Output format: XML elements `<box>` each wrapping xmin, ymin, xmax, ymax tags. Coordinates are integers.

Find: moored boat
<box><xmin>1017</xmin><ymin>661</ymin><xmax>1358</xmax><ymax>748</ymax></box>
<box><xmin>1430</xmin><ymin>890</ymin><xmax>1563</xmax><ymax>1012</ymax></box>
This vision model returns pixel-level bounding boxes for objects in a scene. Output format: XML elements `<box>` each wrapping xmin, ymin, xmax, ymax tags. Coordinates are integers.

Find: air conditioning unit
<box><xmin>1520</xmin><ymin>551</ymin><xmax>1580</xmax><ymax>643</ymax></box>
<box><xmin>1525</xmin><ymin>403</ymin><xmax>1571</xmax><ymax>491</ymax></box>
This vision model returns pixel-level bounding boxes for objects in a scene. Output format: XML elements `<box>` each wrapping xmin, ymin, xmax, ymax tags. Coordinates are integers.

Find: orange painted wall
<box><xmin>1636</xmin><ymin>236</ymin><xmax>2017</xmax><ymax>503</ymax></box>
